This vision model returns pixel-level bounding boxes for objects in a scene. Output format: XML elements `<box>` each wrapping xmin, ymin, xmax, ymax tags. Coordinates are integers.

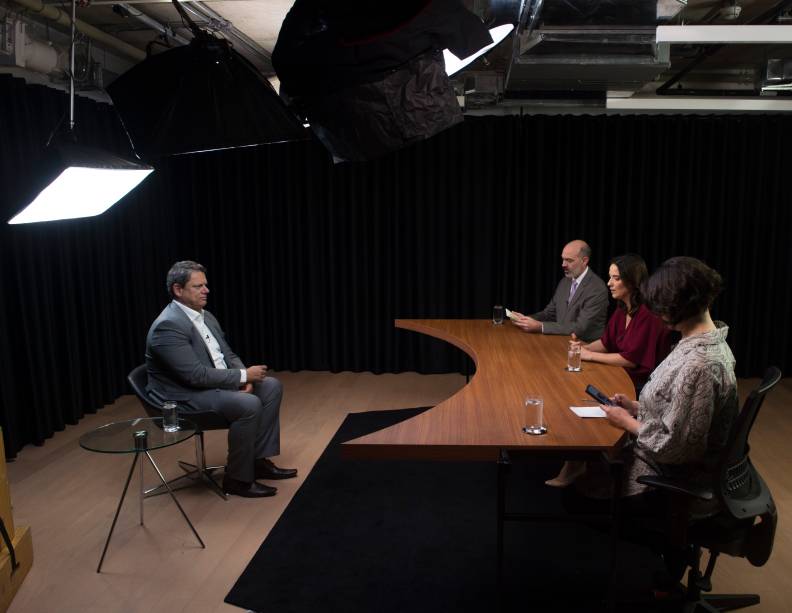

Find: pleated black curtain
<box><xmin>1</xmin><ymin>73</ymin><xmax>790</xmax><ymax>458</ymax></box>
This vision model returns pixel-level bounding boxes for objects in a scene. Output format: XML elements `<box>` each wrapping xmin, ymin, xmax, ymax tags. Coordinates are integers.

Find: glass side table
<box><xmin>79</xmin><ymin>417</ymin><xmax>205</xmax><ymax>572</ymax></box>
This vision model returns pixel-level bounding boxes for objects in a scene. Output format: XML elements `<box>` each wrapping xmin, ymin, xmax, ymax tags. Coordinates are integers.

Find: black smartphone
<box><xmin>585</xmin><ymin>384</ymin><xmax>613</xmax><ymax>406</ymax></box>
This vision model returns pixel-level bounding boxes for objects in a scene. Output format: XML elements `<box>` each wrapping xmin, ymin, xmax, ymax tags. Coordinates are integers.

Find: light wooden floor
<box><xmin>5</xmin><ymin>372</ymin><xmax>791</xmax><ymax>613</ymax></box>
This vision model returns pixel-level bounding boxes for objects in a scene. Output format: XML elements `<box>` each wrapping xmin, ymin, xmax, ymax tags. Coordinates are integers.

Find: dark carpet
<box><xmin>225</xmin><ymin>408</ymin><xmax>665</xmax><ymax>613</ymax></box>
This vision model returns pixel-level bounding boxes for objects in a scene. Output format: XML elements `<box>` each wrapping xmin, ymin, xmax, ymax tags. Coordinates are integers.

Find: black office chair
<box><xmin>128</xmin><ymin>364</ymin><xmax>231</xmax><ymax>501</ymax></box>
<box><xmin>637</xmin><ymin>366</ymin><xmax>782</xmax><ymax>612</ymax></box>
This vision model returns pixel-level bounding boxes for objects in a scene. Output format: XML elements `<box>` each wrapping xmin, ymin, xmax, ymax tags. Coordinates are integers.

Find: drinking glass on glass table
<box><xmin>162</xmin><ymin>401</ymin><xmax>179</xmax><ymax>433</ymax></box>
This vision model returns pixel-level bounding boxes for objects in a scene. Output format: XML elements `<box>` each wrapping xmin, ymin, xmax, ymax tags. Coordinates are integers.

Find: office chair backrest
<box><xmin>717</xmin><ymin>367</ymin><xmax>781</xmax><ymax>519</ymax></box>
<box><xmin>723</xmin><ymin>367</ymin><xmax>781</xmax><ymax>468</ymax></box>
<box><xmin>714</xmin><ymin>366</ymin><xmax>782</xmax><ymax>567</ymax></box>
<box><xmin>127</xmin><ymin>364</ymin><xmax>163</xmax><ymax>418</ymax></box>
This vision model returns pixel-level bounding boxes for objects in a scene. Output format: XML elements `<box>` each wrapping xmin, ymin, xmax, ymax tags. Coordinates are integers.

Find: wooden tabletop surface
<box><xmin>341</xmin><ymin>319</ymin><xmax>633</xmax><ymax>461</ymax></box>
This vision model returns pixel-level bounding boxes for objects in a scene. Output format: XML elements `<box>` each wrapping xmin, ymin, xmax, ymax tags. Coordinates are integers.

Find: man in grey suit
<box><xmin>512</xmin><ymin>240</ymin><xmax>609</xmax><ymax>342</ymax></box>
<box><xmin>146</xmin><ymin>260</ymin><xmax>296</xmax><ymax>498</ymax></box>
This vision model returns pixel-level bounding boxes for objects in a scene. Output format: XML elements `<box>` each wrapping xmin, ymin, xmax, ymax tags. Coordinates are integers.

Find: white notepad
<box><xmin>569</xmin><ymin>406</ymin><xmax>606</xmax><ymax>418</ymax></box>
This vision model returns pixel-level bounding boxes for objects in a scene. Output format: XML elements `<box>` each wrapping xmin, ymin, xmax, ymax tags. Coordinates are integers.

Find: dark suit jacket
<box><xmin>531</xmin><ymin>268</ymin><xmax>609</xmax><ymax>342</ymax></box>
<box><xmin>145</xmin><ymin>302</ymin><xmax>245</xmax><ymax>403</ymax></box>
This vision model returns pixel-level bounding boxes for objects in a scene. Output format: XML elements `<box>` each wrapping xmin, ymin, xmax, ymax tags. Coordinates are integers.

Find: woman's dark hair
<box><xmin>641</xmin><ymin>257</ymin><xmax>723</xmax><ymax>326</ymax></box>
<box><xmin>610</xmin><ymin>253</ymin><xmax>648</xmax><ymax>314</ymax></box>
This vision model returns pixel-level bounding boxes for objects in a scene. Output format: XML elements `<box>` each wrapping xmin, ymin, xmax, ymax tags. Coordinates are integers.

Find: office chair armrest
<box><xmin>637</xmin><ymin>475</ymin><xmax>713</xmax><ymax>501</ymax></box>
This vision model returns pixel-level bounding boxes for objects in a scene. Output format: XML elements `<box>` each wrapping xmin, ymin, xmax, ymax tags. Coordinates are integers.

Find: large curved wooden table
<box><xmin>342</xmin><ymin>319</ymin><xmax>633</xmax><ymax>461</ymax></box>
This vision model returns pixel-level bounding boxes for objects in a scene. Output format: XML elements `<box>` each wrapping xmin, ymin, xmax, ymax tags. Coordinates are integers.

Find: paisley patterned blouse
<box><xmin>580</xmin><ymin>324</ymin><xmax>738</xmax><ymax>509</ymax></box>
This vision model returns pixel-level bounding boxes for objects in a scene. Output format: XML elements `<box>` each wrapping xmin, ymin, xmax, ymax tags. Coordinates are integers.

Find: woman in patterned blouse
<box><xmin>577</xmin><ymin>256</ymin><xmax>738</xmax><ymax>509</ymax></box>
<box><xmin>568</xmin><ymin>257</ymin><xmax>738</xmax><ymax>597</ymax></box>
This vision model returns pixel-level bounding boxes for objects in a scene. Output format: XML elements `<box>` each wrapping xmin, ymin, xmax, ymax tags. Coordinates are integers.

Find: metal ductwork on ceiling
<box><xmin>763</xmin><ymin>56</ymin><xmax>792</xmax><ymax>89</ymax></box>
<box><xmin>506</xmin><ymin>0</ymin><xmax>681</xmax><ymax>96</ymax></box>
<box><xmin>456</xmin><ymin>0</ymin><xmax>685</xmax><ymax>110</ymax></box>
<box><xmin>7</xmin><ymin>0</ymin><xmax>792</xmax><ymax>114</ymax></box>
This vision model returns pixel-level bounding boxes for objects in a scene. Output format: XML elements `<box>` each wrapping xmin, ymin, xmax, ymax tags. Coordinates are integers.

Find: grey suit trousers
<box><xmin>185</xmin><ymin>377</ymin><xmax>282</xmax><ymax>483</ymax></box>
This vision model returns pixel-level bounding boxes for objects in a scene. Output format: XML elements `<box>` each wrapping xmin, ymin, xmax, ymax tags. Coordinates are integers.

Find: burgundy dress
<box><xmin>600</xmin><ymin>304</ymin><xmax>674</xmax><ymax>391</ymax></box>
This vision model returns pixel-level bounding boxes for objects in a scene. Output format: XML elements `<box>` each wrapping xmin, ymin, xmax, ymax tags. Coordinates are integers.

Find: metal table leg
<box><xmin>496</xmin><ymin>449</ymin><xmax>510</xmax><ymax>597</ymax></box>
<box><xmin>495</xmin><ymin>450</ymin><xmax>624</xmax><ymax>610</ymax></box>
<box><xmin>96</xmin><ymin>448</ymin><xmax>206</xmax><ymax>573</ymax></box>
<box><xmin>606</xmin><ymin>455</ymin><xmax>624</xmax><ymax>613</ymax></box>
<box><xmin>97</xmin><ymin>452</ymin><xmax>139</xmax><ymax>573</ymax></box>
<box><xmin>139</xmin><ymin>449</ymin><xmax>145</xmax><ymax>525</ymax></box>
<box><xmin>145</xmin><ymin>451</ymin><xmax>205</xmax><ymax>548</ymax></box>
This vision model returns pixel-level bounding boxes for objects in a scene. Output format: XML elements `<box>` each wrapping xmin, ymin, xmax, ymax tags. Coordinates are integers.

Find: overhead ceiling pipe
<box><xmin>656</xmin><ymin>0</ymin><xmax>792</xmax><ymax>95</ymax></box>
<box><xmin>507</xmin><ymin>0</ymin><xmax>545</xmax><ymax>87</ymax></box>
<box><xmin>9</xmin><ymin>0</ymin><xmax>146</xmax><ymax>62</ymax></box>
<box><xmin>181</xmin><ymin>1</ymin><xmax>273</xmax><ymax>71</ymax></box>
<box><xmin>114</xmin><ymin>3</ymin><xmax>191</xmax><ymax>47</ymax></box>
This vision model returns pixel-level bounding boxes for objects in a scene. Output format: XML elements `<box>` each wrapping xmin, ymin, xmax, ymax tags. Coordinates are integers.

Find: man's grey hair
<box><xmin>579</xmin><ymin>243</ymin><xmax>592</xmax><ymax>259</ymax></box>
<box><xmin>166</xmin><ymin>260</ymin><xmax>206</xmax><ymax>297</ymax></box>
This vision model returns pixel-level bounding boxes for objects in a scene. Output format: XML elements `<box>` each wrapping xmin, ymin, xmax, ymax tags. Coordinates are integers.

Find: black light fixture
<box><xmin>8</xmin><ymin>0</ymin><xmax>153</xmax><ymax>224</ymax></box>
<box><xmin>106</xmin><ymin>0</ymin><xmax>307</xmax><ymax>160</ymax></box>
<box><xmin>273</xmin><ymin>0</ymin><xmax>500</xmax><ymax>163</ymax></box>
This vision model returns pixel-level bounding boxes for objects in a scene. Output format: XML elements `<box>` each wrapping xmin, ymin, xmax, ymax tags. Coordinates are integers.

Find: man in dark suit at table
<box><xmin>512</xmin><ymin>239</ymin><xmax>609</xmax><ymax>342</ymax></box>
<box><xmin>145</xmin><ymin>260</ymin><xmax>296</xmax><ymax>498</ymax></box>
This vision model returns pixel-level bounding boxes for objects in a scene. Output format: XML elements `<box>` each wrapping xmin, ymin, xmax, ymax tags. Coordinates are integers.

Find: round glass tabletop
<box><xmin>79</xmin><ymin>417</ymin><xmax>196</xmax><ymax>454</ymax></box>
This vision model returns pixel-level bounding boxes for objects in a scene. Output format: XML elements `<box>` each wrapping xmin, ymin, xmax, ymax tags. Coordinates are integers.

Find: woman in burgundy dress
<box><xmin>547</xmin><ymin>253</ymin><xmax>675</xmax><ymax>487</ymax></box>
<box><xmin>578</xmin><ymin>253</ymin><xmax>674</xmax><ymax>393</ymax></box>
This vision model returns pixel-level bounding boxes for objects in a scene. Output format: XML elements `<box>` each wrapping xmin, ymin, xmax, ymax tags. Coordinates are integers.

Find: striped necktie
<box><xmin>568</xmin><ymin>279</ymin><xmax>579</xmax><ymax>303</ymax></box>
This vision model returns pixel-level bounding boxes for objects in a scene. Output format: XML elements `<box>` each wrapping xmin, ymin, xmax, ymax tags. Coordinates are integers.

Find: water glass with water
<box><xmin>522</xmin><ymin>395</ymin><xmax>546</xmax><ymax>435</ymax></box>
<box><xmin>492</xmin><ymin>305</ymin><xmax>504</xmax><ymax>326</ymax></box>
<box><xmin>162</xmin><ymin>401</ymin><xmax>179</xmax><ymax>432</ymax></box>
<box><xmin>567</xmin><ymin>341</ymin><xmax>582</xmax><ymax>372</ymax></box>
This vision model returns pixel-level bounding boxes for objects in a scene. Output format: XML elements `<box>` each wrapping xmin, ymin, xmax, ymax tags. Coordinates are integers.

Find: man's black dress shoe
<box><xmin>255</xmin><ymin>458</ymin><xmax>298</xmax><ymax>480</ymax></box>
<box><xmin>222</xmin><ymin>476</ymin><xmax>277</xmax><ymax>498</ymax></box>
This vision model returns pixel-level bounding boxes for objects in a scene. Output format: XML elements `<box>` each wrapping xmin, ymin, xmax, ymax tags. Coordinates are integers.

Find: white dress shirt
<box><xmin>572</xmin><ymin>266</ymin><xmax>589</xmax><ymax>289</ymax></box>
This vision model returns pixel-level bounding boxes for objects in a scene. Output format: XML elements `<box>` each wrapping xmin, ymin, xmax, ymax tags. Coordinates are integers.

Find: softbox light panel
<box><xmin>7</xmin><ymin>143</ymin><xmax>153</xmax><ymax>224</ymax></box>
<box><xmin>107</xmin><ymin>38</ymin><xmax>306</xmax><ymax>159</ymax></box>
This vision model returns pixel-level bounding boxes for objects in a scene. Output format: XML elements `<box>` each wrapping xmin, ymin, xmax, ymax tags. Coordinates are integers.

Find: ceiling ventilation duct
<box><xmin>506</xmin><ymin>0</ymin><xmax>678</xmax><ymax>96</ymax></box>
<box><xmin>272</xmin><ymin>0</ymin><xmax>493</xmax><ymax>162</ymax></box>
<box><xmin>763</xmin><ymin>57</ymin><xmax>792</xmax><ymax>92</ymax></box>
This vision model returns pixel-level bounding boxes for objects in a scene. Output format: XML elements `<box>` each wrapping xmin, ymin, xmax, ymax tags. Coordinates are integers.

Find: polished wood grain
<box><xmin>342</xmin><ymin>319</ymin><xmax>634</xmax><ymax>460</ymax></box>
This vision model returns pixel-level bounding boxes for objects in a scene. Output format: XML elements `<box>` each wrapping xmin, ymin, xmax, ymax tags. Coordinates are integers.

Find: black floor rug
<box><xmin>225</xmin><ymin>408</ymin><xmax>665</xmax><ymax>613</ymax></box>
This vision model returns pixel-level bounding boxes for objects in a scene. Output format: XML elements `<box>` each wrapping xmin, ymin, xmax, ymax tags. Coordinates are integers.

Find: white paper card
<box><xmin>505</xmin><ymin>308</ymin><xmax>519</xmax><ymax>321</ymax></box>
<box><xmin>570</xmin><ymin>406</ymin><xmax>606</xmax><ymax>418</ymax></box>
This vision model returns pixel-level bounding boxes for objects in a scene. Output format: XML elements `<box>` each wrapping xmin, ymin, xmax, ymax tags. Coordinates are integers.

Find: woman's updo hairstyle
<box><xmin>641</xmin><ymin>256</ymin><xmax>722</xmax><ymax>326</ymax></box>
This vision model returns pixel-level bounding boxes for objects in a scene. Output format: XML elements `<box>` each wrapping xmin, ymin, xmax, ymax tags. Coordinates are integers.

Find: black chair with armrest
<box><xmin>637</xmin><ymin>366</ymin><xmax>782</xmax><ymax>612</ymax></box>
<box><xmin>128</xmin><ymin>364</ymin><xmax>230</xmax><ymax>501</ymax></box>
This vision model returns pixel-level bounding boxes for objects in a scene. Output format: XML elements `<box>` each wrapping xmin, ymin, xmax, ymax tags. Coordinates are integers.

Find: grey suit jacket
<box><xmin>145</xmin><ymin>302</ymin><xmax>246</xmax><ymax>403</ymax></box>
<box><xmin>530</xmin><ymin>268</ymin><xmax>609</xmax><ymax>342</ymax></box>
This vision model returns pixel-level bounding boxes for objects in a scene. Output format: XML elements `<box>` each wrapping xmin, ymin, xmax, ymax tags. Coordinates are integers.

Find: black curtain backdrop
<box><xmin>1</xmin><ymin>74</ymin><xmax>789</xmax><ymax>457</ymax></box>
